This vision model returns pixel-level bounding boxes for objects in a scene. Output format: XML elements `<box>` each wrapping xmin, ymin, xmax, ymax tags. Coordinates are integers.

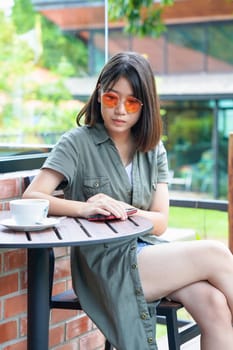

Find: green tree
<box><xmin>0</xmin><ymin>11</ymin><xmax>35</xmax><ymax>129</ymax></box>
<box><xmin>0</xmin><ymin>12</ymin><xmax>34</xmax><ymax>92</ymax></box>
<box><xmin>11</xmin><ymin>0</ymin><xmax>36</xmax><ymax>33</ymax></box>
<box><xmin>109</xmin><ymin>0</ymin><xmax>174</xmax><ymax>37</ymax></box>
<box><xmin>39</xmin><ymin>16</ymin><xmax>87</xmax><ymax>77</ymax></box>
<box><xmin>11</xmin><ymin>0</ymin><xmax>88</xmax><ymax>77</ymax></box>
<box><xmin>0</xmin><ymin>1</ymin><xmax>84</xmax><ymax>138</ymax></box>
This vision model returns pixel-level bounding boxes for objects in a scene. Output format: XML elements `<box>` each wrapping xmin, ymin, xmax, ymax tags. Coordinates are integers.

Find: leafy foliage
<box><xmin>39</xmin><ymin>16</ymin><xmax>88</xmax><ymax>77</ymax></box>
<box><xmin>0</xmin><ymin>12</ymin><xmax>34</xmax><ymax>92</ymax></box>
<box><xmin>109</xmin><ymin>0</ymin><xmax>174</xmax><ymax>37</ymax></box>
<box><xmin>11</xmin><ymin>0</ymin><xmax>88</xmax><ymax>77</ymax></box>
<box><xmin>11</xmin><ymin>0</ymin><xmax>36</xmax><ymax>33</ymax></box>
<box><xmin>168</xmin><ymin>112</ymin><xmax>213</xmax><ymax>147</ymax></box>
<box><xmin>0</xmin><ymin>0</ymin><xmax>86</xmax><ymax>138</ymax></box>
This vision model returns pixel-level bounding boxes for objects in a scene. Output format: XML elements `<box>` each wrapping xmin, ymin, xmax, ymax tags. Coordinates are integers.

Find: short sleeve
<box><xmin>42</xmin><ymin>130</ymin><xmax>80</xmax><ymax>186</ymax></box>
<box><xmin>157</xmin><ymin>141</ymin><xmax>169</xmax><ymax>183</ymax></box>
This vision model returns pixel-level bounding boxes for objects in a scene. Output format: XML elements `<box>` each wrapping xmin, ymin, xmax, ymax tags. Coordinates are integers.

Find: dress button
<box><xmin>140</xmin><ymin>312</ymin><xmax>148</xmax><ymax>320</ymax></box>
<box><xmin>147</xmin><ymin>337</ymin><xmax>153</xmax><ymax>344</ymax></box>
<box><xmin>131</xmin><ymin>263</ymin><xmax>138</xmax><ymax>269</ymax></box>
<box><xmin>94</xmin><ymin>182</ymin><xmax>99</xmax><ymax>188</ymax></box>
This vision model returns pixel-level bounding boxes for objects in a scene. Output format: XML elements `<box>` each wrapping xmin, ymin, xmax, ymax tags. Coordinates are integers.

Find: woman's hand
<box><xmin>23</xmin><ymin>169</ymin><xmax>137</xmax><ymax>220</ymax></box>
<box><xmin>85</xmin><ymin>193</ymin><xmax>135</xmax><ymax>220</ymax></box>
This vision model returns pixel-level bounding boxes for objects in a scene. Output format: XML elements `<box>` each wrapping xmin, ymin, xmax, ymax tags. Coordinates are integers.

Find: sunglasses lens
<box><xmin>102</xmin><ymin>92</ymin><xmax>142</xmax><ymax>113</ymax></box>
<box><xmin>102</xmin><ymin>93</ymin><xmax>118</xmax><ymax>108</ymax></box>
<box><xmin>125</xmin><ymin>98</ymin><xmax>142</xmax><ymax>113</ymax></box>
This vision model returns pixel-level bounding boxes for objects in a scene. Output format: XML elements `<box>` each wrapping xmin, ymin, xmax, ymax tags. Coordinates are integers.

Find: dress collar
<box><xmin>88</xmin><ymin>123</ymin><xmax>111</xmax><ymax>145</ymax></box>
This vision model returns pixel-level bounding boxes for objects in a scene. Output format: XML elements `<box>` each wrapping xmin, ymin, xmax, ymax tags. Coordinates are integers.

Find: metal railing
<box><xmin>1</xmin><ymin>133</ymin><xmax>232</xmax><ymax>253</ymax></box>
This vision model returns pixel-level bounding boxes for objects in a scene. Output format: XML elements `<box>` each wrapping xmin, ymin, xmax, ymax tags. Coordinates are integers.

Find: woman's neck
<box><xmin>111</xmin><ymin>133</ymin><xmax>136</xmax><ymax>167</ymax></box>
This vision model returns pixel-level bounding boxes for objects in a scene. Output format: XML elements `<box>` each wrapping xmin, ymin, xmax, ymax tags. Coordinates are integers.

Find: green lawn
<box><xmin>169</xmin><ymin>206</ymin><xmax>228</xmax><ymax>242</ymax></box>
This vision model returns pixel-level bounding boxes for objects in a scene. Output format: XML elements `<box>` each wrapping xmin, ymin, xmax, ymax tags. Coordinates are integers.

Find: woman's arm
<box><xmin>136</xmin><ymin>183</ymin><xmax>169</xmax><ymax>236</ymax></box>
<box><xmin>23</xmin><ymin>168</ymin><xmax>85</xmax><ymax>217</ymax></box>
<box><xmin>23</xmin><ymin>168</ymin><xmax>131</xmax><ymax>219</ymax></box>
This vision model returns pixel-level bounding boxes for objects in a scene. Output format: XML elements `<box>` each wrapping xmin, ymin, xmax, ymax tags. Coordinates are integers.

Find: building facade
<box><xmin>32</xmin><ymin>0</ymin><xmax>233</xmax><ymax>199</ymax></box>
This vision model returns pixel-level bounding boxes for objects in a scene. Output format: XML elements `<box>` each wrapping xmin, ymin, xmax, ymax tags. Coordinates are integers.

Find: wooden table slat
<box><xmin>55</xmin><ymin>217</ymin><xmax>110</xmax><ymax>242</ymax></box>
<box><xmin>0</xmin><ymin>212</ymin><xmax>153</xmax><ymax>248</ymax></box>
<box><xmin>78</xmin><ymin>218</ymin><xmax>118</xmax><ymax>237</ymax></box>
<box><xmin>0</xmin><ymin>228</ymin><xmax>30</xmax><ymax>244</ymax></box>
<box><xmin>29</xmin><ymin>229</ymin><xmax>60</xmax><ymax>243</ymax></box>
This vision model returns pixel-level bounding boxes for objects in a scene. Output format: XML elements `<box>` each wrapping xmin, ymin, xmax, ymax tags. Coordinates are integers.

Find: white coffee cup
<box><xmin>10</xmin><ymin>199</ymin><xmax>49</xmax><ymax>226</ymax></box>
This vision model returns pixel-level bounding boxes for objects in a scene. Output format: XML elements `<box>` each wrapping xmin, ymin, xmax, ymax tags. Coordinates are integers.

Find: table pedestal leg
<box><xmin>27</xmin><ymin>248</ymin><xmax>50</xmax><ymax>350</ymax></box>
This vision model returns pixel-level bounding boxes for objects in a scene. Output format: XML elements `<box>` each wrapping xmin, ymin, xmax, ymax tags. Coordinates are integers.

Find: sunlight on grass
<box><xmin>169</xmin><ymin>207</ymin><xmax>228</xmax><ymax>242</ymax></box>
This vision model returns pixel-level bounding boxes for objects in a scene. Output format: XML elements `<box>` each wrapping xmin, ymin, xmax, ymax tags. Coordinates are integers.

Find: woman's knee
<box><xmin>193</xmin><ymin>287</ymin><xmax>232</xmax><ymax>331</ymax></box>
<box><xmin>206</xmin><ymin>288</ymin><xmax>231</xmax><ymax>320</ymax></box>
<box><xmin>173</xmin><ymin>282</ymin><xmax>232</xmax><ymax>328</ymax></box>
<box><xmin>200</xmin><ymin>240</ymin><xmax>229</xmax><ymax>256</ymax></box>
<box><xmin>198</xmin><ymin>240</ymin><xmax>233</xmax><ymax>269</ymax></box>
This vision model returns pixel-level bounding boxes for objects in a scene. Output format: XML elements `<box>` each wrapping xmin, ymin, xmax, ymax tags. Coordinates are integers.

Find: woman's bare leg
<box><xmin>137</xmin><ymin>240</ymin><xmax>233</xmax><ymax>313</ymax></box>
<box><xmin>168</xmin><ymin>281</ymin><xmax>233</xmax><ymax>350</ymax></box>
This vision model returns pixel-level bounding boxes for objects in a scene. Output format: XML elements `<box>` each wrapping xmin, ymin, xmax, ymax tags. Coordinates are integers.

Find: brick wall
<box><xmin>0</xmin><ymin>171</ymin><xmax>105</xmax><ymax>350</ymax></box>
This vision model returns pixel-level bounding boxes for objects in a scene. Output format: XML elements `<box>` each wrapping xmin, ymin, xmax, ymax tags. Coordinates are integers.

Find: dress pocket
<box><xmin>83</xmin><ymin>177</ymin><xmax>111</xmax><ymax>198</ymax></box>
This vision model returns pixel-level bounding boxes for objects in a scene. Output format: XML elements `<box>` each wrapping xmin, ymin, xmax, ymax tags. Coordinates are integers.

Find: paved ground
<box><xmin>157</xmin><ymin>335</ymin><xmax>201</xmax><ymax>349</ymax></box>
<box><xmin>169</xmin><ymin>189</ymin><xmax>211</xmax><ymax>199</ymax></box>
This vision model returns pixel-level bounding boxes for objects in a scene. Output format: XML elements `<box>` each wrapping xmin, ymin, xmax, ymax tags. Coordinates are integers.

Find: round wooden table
<box><xmin>0</xmin><ymin>212</ymin><xmax>153</xmax><ymax>350</ymax></box>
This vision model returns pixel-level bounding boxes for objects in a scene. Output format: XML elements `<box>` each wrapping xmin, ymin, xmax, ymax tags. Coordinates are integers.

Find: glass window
<box><xmin>207</xmin><ymin>22</ymin><xmax>233</xmax><ymax>72</ymax></box>
<box><xmin>166</xmin><ymin>24</ymin><xmax>206</xmax><ymax>73</ymax></box>
<box><xmin>162</xmin><ymin>100</ymin><xmax>228</xmax><ymax>198</ymax></box>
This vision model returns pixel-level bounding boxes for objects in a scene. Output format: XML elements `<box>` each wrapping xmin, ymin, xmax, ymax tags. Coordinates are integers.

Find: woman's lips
<box><xmin>112</xmin><ymin>119</ymin><xmax>126</xmax><ymax>125</ymax></box>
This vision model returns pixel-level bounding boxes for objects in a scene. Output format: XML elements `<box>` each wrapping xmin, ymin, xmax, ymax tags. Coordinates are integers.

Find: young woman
<box><xmin>23</xmin><ymin>52</ymin><xmax>233</xmax><ymax>350</ymax></box>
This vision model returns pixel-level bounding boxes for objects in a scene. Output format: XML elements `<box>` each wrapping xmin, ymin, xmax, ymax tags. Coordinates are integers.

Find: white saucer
<box><xmin>0</xmin><ymin>218</ymin><xmax>59</xmax><ymax>232</ymax></box>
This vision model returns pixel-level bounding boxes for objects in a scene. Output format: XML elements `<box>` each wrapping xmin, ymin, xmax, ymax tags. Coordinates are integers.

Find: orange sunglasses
<box><xmin>102</xmin><ymin>91</ymin><xmax>143</xmax><ymax>114</ymax></box>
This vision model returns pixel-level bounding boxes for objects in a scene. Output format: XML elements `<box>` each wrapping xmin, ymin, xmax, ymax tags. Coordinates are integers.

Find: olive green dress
<box><xmin>43</xmin><ymin>123</ymin><xmax>169</xmax><ymax>349</ymax></box>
